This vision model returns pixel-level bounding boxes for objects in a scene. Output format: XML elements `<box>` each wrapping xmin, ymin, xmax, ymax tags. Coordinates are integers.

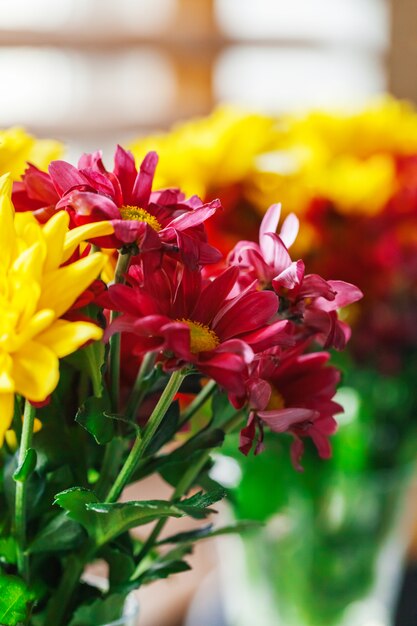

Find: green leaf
<box><xmin>158</xmin><ymin>520</ymin><xmax>261</xmax><ymax>545</ymax></box>
<box><xmin>178</xmin><ymin>487</ymin><xmax>226</xmax><ymax>518</ymax></box>
<box><xmin>54</xmin><ymin>487</ymin><xmax>99</xmax><ymax>530</ymax></box>
<box><xmin>68</xmin><ymin>593</ymin><xmax>126</xmax><ymax>626</ymax></box>
<box><xmin>29</xmin><ymin>513</ymin><xmax>85</xmax><ymax>554</ymax></box>
<box><xmin>84</xmin><ymin>500</ymin><xmax>189</xmax><ymax>545</ymax></box>
<box><xmin>55</xmin><ymin>487</ymin><xmax>225</xmax><ymax>546</ymax></box>
<box><xmin>211</xmin><ymin>390</ymin><xmax>239</xmax><ymax>428</ymax></box>
<box><xmin>0</xmin><ymin>537</ymin><xmax>17</xmax><ymax>565</ymax></box>
<box><xmin>13</xmin><ymin>448</ymin><xmax>37</xmax><ymax>482</ymax></box>
<box><xmin>0</xmin><ymin>573</ymin><xmax>35</xmax><ymax>625</ymax></box>
<box><xmin>55</xmin><ymin>488</ymin><xmax>186</xmax><ymax>546</ymax></box>
<box><xmin>76</xmin><ymin>396</ymin><xmax>115</xmax><ymax>445</ymax></box>
<box><xmin>100</xmin><ymin>547</ymin><xmax>135</xmax><ymax>587</ymax></box>
<box><xmin>146</xmin><ymin>401</ymin><xmax>180</xmax><ymax>455</ymax></box>
<box><xmin>135</xmin><ymin>560</ymin><xmax>191</xmax><ymax>586</ymax></box>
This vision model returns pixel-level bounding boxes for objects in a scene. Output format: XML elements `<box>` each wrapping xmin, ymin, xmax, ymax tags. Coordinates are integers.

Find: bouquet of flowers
<box><xmin>128</xmin><ymin>99</ymin><xmax>417</xmax><ymax>626</ymax></box>
<box><xmin>0</xmin><ymin>137</ymin><xmax>361</xmax><ymax>626</ymax></box>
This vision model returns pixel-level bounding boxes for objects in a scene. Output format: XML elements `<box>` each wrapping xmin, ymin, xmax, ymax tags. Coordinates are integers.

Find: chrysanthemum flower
<box><xmin>103</xmin><ymin>260</ymin><xmax>291</xmax><ymax>397</ymax></box>
<box><xmin>229</xmin><ymin>203</ymin><xmax>363</xmax><ymax>349</ymax></box>
<box><xmin>13</xmin><ymin>147</ymin><xmax>222</xmax><ymax>268</ymax></box>
<box><xmin>0</xmin><ymin>126</ymin><xmax>62</xmax><ymax>180</ymax></box>
<box><xmin>0</xmin><ymin>174</ymin><xmax>114</xmax><ymax>445</ymax></box>
<box><xmin>240</xmin><ymin>347</ymin><xmax>342</xmax><ymax>470</ymax></box>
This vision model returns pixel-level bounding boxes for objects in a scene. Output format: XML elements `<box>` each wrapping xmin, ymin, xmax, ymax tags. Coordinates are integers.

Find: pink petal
<box><xmin>279</xmin><ymin>213</ymin><xmax>299</xmax><ymax>248</ymax></box>
<box><xmin>259</xmin><ymin>203</ymin><xmax>281</xmax><ymax>242</ymax></box>
<box><xmin>273</xmin><ymin>259</ymin><xmax>305</xmax><ymax>291</ymax></box>
<box><xmin>57</xmin><ymin>190</ymin><xmax>120</xmax><ymax>219</ymax></box>
<box><xmin>290</xmin><ymin>437</ymin><xmax>305</xmax><ymax>472</ymax></box>
<box><xmin>214</xmin><ymin>290</ymin><xmax>278</xmax><ymax>341</ymax></box>
<box><xmin>262</xmin><ymin>233</ymin><xmax>292</xmax><ymax>273</ymax></box>
<box><xmin>258</xmin><ymin>407</ymin><xmax>317</xmax><ymax>432</ymax></box>
<box><xmin>113</xmin><ymin>145</ymin><xmax>137</xmax><ymax>204</ymax></box>
<box><xmin>49</xmin><ymin>161</ymin><xmax>90</xmax><ymax>196</ymax></box>
<box><xmin>192</xmin><ymin>266</ymin><xmax>239</xmax><ymax>325</ymax></box>
<box><xmin>132</xmin><ymin>151</ymin><xmax>158</xmax><ymax>207</ymax></box>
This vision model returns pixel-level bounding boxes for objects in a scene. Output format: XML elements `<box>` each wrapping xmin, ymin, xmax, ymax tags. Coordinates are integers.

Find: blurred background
<box><xmin>2</xmin><ymin>1</ymin><xmax>417</xmax><ymax>625</ymax></box>
<box><xmin>1</xmin><ymin>0</ymin><xmax>412</xmax><ymax>157</ymax></box>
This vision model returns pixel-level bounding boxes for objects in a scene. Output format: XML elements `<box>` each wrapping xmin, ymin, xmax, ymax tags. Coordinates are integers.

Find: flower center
<box><xmin>119</xmin><ymin>205</ymin><xmax>162</xmax><ymax>231</ymax></box>
<box><xmin>266</xmin><ymin>387</ymin><xmax>286</xmax><ymax>410</ymax></box>
<box><xmin>177</xmin><ymin>318</ymin><xmax>220</xmax><ymax>353</ymax></box>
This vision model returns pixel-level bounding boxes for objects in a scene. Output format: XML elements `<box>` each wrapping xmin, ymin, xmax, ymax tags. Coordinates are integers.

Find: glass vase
<box><xmin>102</xmin><ymin>593</ymin><xmax>139</xmax><ymax>626</ymax></box>
<box><xmin>221</xmin><ymin>465</ymin><xmax>414</xmax><ymax>626</ymax></box>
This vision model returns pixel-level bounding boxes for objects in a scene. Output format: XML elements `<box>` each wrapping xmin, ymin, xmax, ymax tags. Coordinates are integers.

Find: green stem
<box><xmin>15</xmin><ymin>400</ymin><xmax>36</xmax><ymax>582</ymax></box>
<box><xmin>124</xmin><ymin>352</ymin><xmax>157</xmax><ymax>420</ymax></box>
<box><xmin>109</xmin><ymin>251</ymin><xmax>132</xmax><ymax>412</ymax></box>
<box><xmin>44</xmin><ymin>546</ymin><xmax>93</xmax><ymax>626</ymax></box>
<box><xmin>96</xmin><ymin>352</ymin><xmax>157</xmax><ymax>499</ymax></box>
<box><xmin>105</xmin><ymin>369</ymin><xmax>186</xmax><ymax>503</ymax></box>
<box><xmin>178</xmin><ymin>380</ymin><xmax>217</xmax><ymax>428</ymax></box>
<box><xmin>132</xmin><ymin>410</ymin><xmax>245</xmax><ymax>571</ymax></box>
<box><xmin>96</xmin><ymin>251</ymin><xmax>133</xmax><ymax>497</ymax></box>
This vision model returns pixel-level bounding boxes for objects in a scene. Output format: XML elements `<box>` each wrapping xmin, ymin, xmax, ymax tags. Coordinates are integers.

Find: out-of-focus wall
<box><xmin>0</xmin><ymin>0</ymin><xmax>396</xmax><ymax>160</ymax></box>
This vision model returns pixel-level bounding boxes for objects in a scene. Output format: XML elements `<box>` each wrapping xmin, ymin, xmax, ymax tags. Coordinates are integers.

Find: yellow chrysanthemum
<box><xmin>0</xmin><ymin>127</ymin><xmax>63</xmax><ymax>181</ymax></box>
<box><xmin>0</xmin><ymin>174</ymin><xmax>114</xmax><ymax>445</ymax></box>
<box><xmin>129</xmin><ymin>106</ymin><xmax>276</xmax><ymax>199</ymax></box>
<box><xmin>248</xmin><ymin>97</ymin><xmax>417</xmax><ymax>220</ymax></box>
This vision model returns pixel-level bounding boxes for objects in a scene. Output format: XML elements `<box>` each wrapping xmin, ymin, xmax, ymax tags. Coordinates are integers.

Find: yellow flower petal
<box><xmin>11</xmin><ymin>241</ymin><xmax>46</xmax><ymax>284</ymax></box>
<box><xmin>12</xmin><ymin>340</ymin><xmax>59</xmax><ymax>402</ymax></box>
<box><xmin>9</xmin><ymin>309</ymin><xmax>55</xmax><ymax>352</ymax></box>
<box><xmin>42</xmin><ymin>211</ymin><xmax>70</xmax><ymax>271</ymax></box>
<box><xmin>0</xmin><ymin>353</ymin><xmax>15</xmax><ymax>392</ymax></box>
<box><xmin>36</xmin><ymin>319</ymin><xmax>103</xmax><ymax>358</ymax></box>
<box><xmin>0</xmin><ymin>174</ymin><xmax>15</xmax><ymax>271</ymax></box>
<box><xmin>38</xmin><ymin>252</ymin><xmax>106</xmax><ymax>318</ymax></box>
<box><xmin>62</xmin><ymin>221</ymin><xmax>115</xmax><ymax>263</ymax></box>
<box><xmin>0</xmin><ymin>392</ymin><xmax>14</xmax><ymax>448</ymax></box>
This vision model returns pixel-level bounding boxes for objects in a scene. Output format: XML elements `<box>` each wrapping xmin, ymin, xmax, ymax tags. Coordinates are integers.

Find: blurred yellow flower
<box><xmin>249</xmin><ymin>97</ymin><xmax>417</xmax><ymax>218</ymax></box>
<box><xmin>0</xmin><ymin>174</ymin><xmax>114</xmax><ymax>445</ymax></box>
<box><xmin>129</xmin><ymin>106</ymin><xmax>276</xmax><ymax>199</ymax></box>
<box><xmin>0</xmin><ymin>127</ymin><xmax>63</xmax><ymax>181</ymax></box>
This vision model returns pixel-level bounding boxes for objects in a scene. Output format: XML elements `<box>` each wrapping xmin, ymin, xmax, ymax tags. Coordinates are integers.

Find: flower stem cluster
<box><xmin>0</xmin><ymin>144</ymin><xmax>362</xmax><ymax>626</ymax></box>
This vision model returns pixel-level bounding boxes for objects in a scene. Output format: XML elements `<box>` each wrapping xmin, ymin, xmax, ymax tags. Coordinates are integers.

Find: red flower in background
<box><xmin>229</xmin><ymin>203</ymin><xmax>363</xmax><ymax>349</ymax></box>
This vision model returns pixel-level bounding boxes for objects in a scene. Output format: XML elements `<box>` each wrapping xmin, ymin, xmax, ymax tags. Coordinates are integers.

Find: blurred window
<box><xmin>0</xmin><ymin>0</ymin><xmax>391</xmax><ymax>156</ymax></box>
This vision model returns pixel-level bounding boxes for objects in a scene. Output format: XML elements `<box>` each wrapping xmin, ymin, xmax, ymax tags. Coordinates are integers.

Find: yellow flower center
<box><xmin>119</xmin><ymin>205</ymin><xmax>162</xmax><ymax>231</ymax></box>
<box><xmin>177</xmin><ymin>318</ymin><xmax>220</xmax><ymax>353</ymax></box>
<box><xmin>266</xmin><ymin>387</ymin><xmax>286</xmax><ymax>411</ymax></box>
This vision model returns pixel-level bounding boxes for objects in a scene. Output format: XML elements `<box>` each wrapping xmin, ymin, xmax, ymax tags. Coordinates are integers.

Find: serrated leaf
<box><xmin>179</xmin><ymin>487</ymin><xmax>226</xmax><ymax>516</ymax></box>
<box><xmin>55</xmin><ymin>488</ymin><xmax>186</xmax><ymax>546</ymax></box>
<box><xmin>55</xmin><ymin>487</ymin><xmax>225</xmax><ymax>547</ymax></box>
<box><xmin>84</xmin><ymin>500</ymin><xmax>188</xmax><ymax>545</ymax></box>
<box><xmin>0</xmin><ymin>573</ymin><xmax>36</xmax><ymax>625</ymax></box>
<box><xmin>68</xmin><ymin>593</ymin><xmax>127</xmax><ymax>626</ymax></box>
<box><xmin>54</xmin><ymin>487</ymin><xmax>99</xmax><ymax>530</ymax></box>
<box><xmin>76</xmin><ymin>395</ymin><xmax>115</xmax><ymax>444</ymax></box>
